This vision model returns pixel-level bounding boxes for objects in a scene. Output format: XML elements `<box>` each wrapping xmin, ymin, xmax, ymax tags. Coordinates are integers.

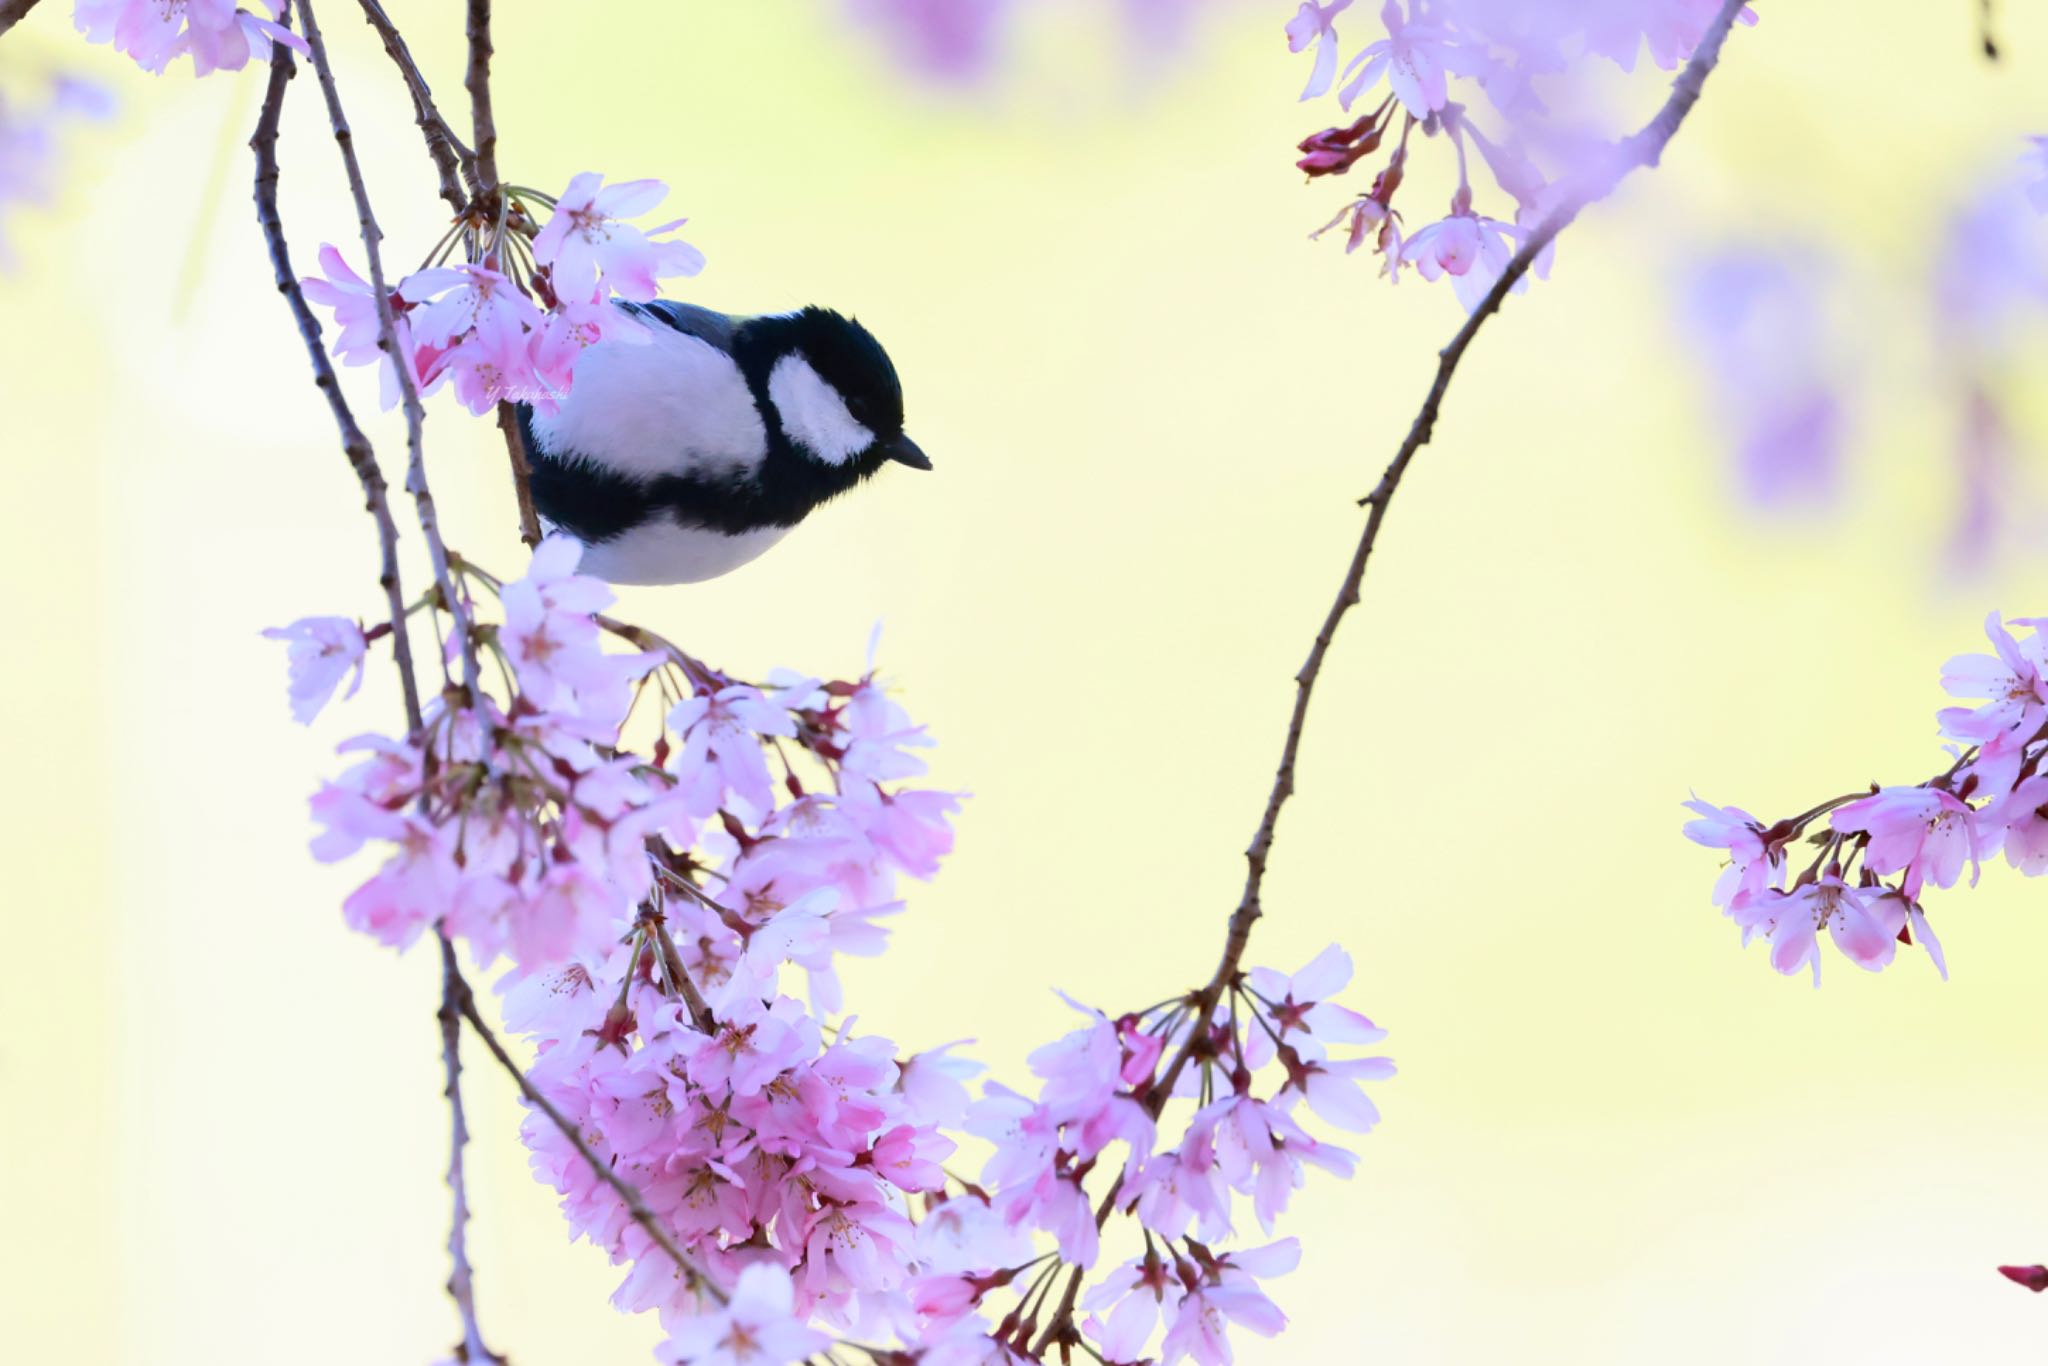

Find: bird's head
<box><xmin>751</xmin><ymin>307</ymin><xmax>930</xmax><ymax>477</ymax></box>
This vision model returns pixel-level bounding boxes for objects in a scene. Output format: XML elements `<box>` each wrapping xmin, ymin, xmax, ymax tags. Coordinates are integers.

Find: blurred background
<box><xmin>3</xmin><ymin>2</ymin><xmax>2047</xmax><ymax>1362</ymax></box>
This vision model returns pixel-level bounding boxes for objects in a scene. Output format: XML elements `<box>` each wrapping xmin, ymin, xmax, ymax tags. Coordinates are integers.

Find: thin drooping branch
<box><xmin>463</xmin><ymin>0</ymin><xmax>501</xmax><ymax>194</ymax></box>
<box><xmin>355</xmin><ymin>0</ymin><xmax>476</xmax><ymax>210</ymax></box>
<box><xmin>497</xmin><ymin>402</ymin><xmax>542</xmax><ymax>547</ymax></box>
<box><xmin>1170</xmin><ymin>0</ymin><xmax>1754</xmax><ymax>1105</ymax></box>
<box><xmin>1031</xmin><ymin>4</ymin><xmax>1755</xmax><ymax>1354</ymax></box>
<box><xmin>459</xmin><ymin>1</ymin><xmax>541</xmax><ymax>548</ymax></box>
<box><xmin>259</xmin><ymin>20</ymin><xmax>489</xmax><ymax>1351</ymax></box>
<box><xmin>296</xmin><ymin>0</ymin><xmax>483</xmax><ymax>699</ymax></box>
<box><xmin>444</xmin><ymin>948</ymin><xmax>728</xmax><ymax>1303</ymax></box>
<box><xmin>642</xmin><ymin>903</ymin><xmax>716</xmax><ymax>1034</ymax></box>
<box><xmin>0</xmin><ymin>0</ymin><xmax>43</xmax><ymax>39</ymax></box>
<box><xmin>438</xmin><ymin>936</ymin><xmax>503</xmax><ymax>1365</ymax></box>
<box><xmin>251</xmin><ymin>24</ymin><xmax>424</xmax><ymax>735</ymax></box>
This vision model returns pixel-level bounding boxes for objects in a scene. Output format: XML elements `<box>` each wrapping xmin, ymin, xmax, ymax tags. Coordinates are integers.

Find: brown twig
<box><xmin>354</xmin><ymin>0</ymin><xmax>477</xmax><ymax>210</ymax></box>
<box><xmin>1179</xmin><ymin>0</ymin><xmax>1750</xmax><ymax>1100</ymax></box>
<box><xmin>1031</xmin><ymin>3</ymin><xmax>1755</xmax><ymax>1354</ymax></box>
<box><xmin>641</xmin><ymin>903</ymin><xmax>716</xmax><ymax>1033</ymax></box>
<box><xmin>251</xmin><ymin>12</ymin><xmax>424</xmax><ymax>735</ymax></box>
<box><xmin>444</xmin><ymin>949</ymin><xmax>726</xmax><ymax>1301</ymax></box>
<box><xmin>438</xmin><ymin>936</ymin><xmax>504</xmax><ymax>1364</ymax></box>
<box><xmin>496</xmin><ymin>402</ymin><xmax>542</xmax><ymax>547</ymax></box>
<box><xmin>457</xmin><ymin>2</ymin><xmax>540</xmax><ymax>551</ymax></box>
<box><xmin>463</xmin><ymin>0</ymin><xmax>501</xmax><ymax>194</ymax></box>
<box><xmin>297</xmin><ymin>0</ymin><xmax>482</xmax><ymax>699</ymax></box>
<box><xmin>595</xmin><ymin>614</ymin><xmax>723</xmax><ymax>692</ymax></box>
<box><xmin>0</xmin><ymin>0</ymin><xmax>42</xmax><ymax>38</ymax></box>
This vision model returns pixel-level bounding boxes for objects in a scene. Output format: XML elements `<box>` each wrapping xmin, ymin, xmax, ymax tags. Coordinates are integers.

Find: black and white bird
<box><xmin>516</xmin><ymin>302</ymin><xmax>930</xmax><ymax>585</ymax></box>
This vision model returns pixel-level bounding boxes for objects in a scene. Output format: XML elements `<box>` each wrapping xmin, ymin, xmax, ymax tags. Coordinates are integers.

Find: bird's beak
<box><xmin>884</xmin><ymin>434</ymin><xmax>933</xmax><ymax>470</ymax></box>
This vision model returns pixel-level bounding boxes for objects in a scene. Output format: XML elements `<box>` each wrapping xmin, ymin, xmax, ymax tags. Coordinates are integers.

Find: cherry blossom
<box><xmin>262</xmin><ymin>616</ymin><xmax>368</xmax><ymax>724</ymax></box>
<box><xmin>1158</xmin><ymin>1240</ymin><xmax>1298</xmax><ymax>1366</ymax></box>
<box><xmin>1286</xmin><ymin>0</ymin><xmax>1354</xmax><ymax>101</ymax></box>
<box><xmin>1690</xmin><ymin>611</ymin><xmax>2048</xmax><ymax>982</ymax></box>
<box><xmin>1291</xmin><ymin>0</ymin><xmax>1755</xmax><ymax>305</ymax></box>
<box><xmin>1682</xmin><ymin>799</ymin><xmax>1784</xmax><ymax>913</ymax></box>
<box><xmin>1833</xmin><ymin>788</ymin><xmax>1987</xmax><ymax>901</ymax></box>
<box><xmin>73</xmin><ymin>0</ymin><xmax>307</xmax><ymax>77</ymax></box>
<box><xmin>531</xmin><ymin>173</ymin><xmax>704</xmax><ymax>303</ymax></box>
<box><xmin>302</xmin><ymin>176</ymin><xmax>706</xmax><ymax>417</ymax></box>
<box><xmin>657</xmin><ymin>1263</ymin><xmax>827</xmax><ymax>1365</ymax></box>
<box><xmin>1402</xmin><ymin>212</ymin><xmax>1522</xmax><ymax>311</ymax></box>
<box><xmin>1333</xmin><ymin>0</ymin><xmax>1458</xmax><ymax>116</ymax></box>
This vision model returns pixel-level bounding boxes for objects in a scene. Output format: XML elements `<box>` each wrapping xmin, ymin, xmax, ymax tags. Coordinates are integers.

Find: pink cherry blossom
<box><xmin>1402</xmin><ymin>212</ymin><xmax>1523</xmax><ymax>311</ymax></box>
<box><xmin>1334</xmin><ymin>0</ymin><xmax>1459</xmax><ymax>115</ymax></box>
<box><xmin>1729</xmin><ymin>876</ymin><xmax>1892</xmax><ymax>983</ymax></box>
<box><xmin>1682</xmin><ymin>798</ymin><xmax>1784</xmax><ymax>911</ymax></box>
<box><xmin>1833</xmin><ymin>786</ymin><xmax>1988</xmax><ymax>900</ymax></box>
<box><xmin>263</xmin><ymin>616</ymin><xmax>367</xmax><ymax>724</ymax></box>
<box><xmin>1158</xmin><ymin>1241</ymin><xmax>1298</xmax><ymax>1366</ymax></box>
<box><xmin>658</xmin><ymin>1262</ymin><xmax>826</xmax><ymax>1366</ymax></box>
<box><xmin>1284</xmin><ymin>1053</ymin><xmax>1395</xmax><ymax>1133</ymax></box>
<box><xmin>1083</xmin><ymin>1251</ymin><xmax>1185</xmax><ymax>1364</ymax></box>
<box><xmin>1244</xmin><ymin>944</ymin><xmax>1386</xmax><ymax>1062</ymax></box>
<box><xmin>1286</xmin><ymin>0</ymin><xmax>1354</xmax><ymax>101</ymax></box>
<box><xmin>1938</xmin><ymin>612</ymin><xmax>2048</xmax><ymax>790</ymax></box>
<box><xmin>298</xmin><ymin>245</ymin><xmax>435</xmax><ymax>410</ymax></box>
<box><xmin>1990</xmin><ymin>776</ymin><xmax>2048</xmax><ymax>875</ymax></box>
<box><xmin>74</xmin><ymin>0</ymin><xmax>307</xmax><ymax>77</ymax></box>
<box><xmin>533</xmin><ymin>173</ymin><xmax>705</xmax><ymax>304</ymax></box>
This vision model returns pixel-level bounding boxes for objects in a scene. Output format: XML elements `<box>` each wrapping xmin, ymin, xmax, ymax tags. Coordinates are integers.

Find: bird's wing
<box><xmin>617</xmin><ymin>298</ymin><xmax>738</xmax><ymax>351</ymax></box>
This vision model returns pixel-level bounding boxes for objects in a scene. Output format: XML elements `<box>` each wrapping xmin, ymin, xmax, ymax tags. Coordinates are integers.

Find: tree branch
<box><xmin>1175</xmin><ymin>0</ymin><xmax>1754</xmax><ymax>1099</ymax></box>
<box><xmin>1032</xmin><ymin>2</ymin><xmax>1755</xmax><ymax>1353</ymax></box>
<box><xmin>463</xmin><ymin>0</ymin><xmax>501</xmax><ymax>193</ymax></box>
<box><xmin>297</xmin><ymin>0</ymin><xmax>483</xmax><ymax>699</ymax></box>
<box><xmin>444</xmin><ymin>946</ymin><xmax>727</xmax><ymax>1301</ymax></box>
<box><xmin>0</xmin><ymin>0</ymin><xmax>43</xmax><ymax>39</ymax></box>
<box><xmin>642</xmin><ymin>903</ymin><xmax>716</xmax><ymax>1034</ymax></box>
<box><xmin>496</xmin><ymin>401</ymin><xmax>542</xmax><ymax>547</ymax></box>
<box><xmin>354</xmin><ymin>0</ymin><xmax>477</xmax><ymax>210</ymax></box>
<box><xmin>250</xmin><ymin>13</ymin><xmax>424</xmax><ymax>735</ymax></box>
<box><xmin>438</xmin><ymin>936</ymin><xmax>504</xmax><ymax>1364</ymax></box>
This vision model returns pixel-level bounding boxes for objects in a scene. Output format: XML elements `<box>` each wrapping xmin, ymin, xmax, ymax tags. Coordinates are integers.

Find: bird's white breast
<box><xmin>530</xmin><ymin>326</ymin><xmax>768</xmax><ymax>480</ymax></box>
<box><xmin>571</xmin><ymin>520</ymin><xmax>791</xmax><ymax>586</ymax></box>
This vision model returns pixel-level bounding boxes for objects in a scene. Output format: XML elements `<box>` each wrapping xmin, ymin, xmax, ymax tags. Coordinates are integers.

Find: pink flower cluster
<box><xmin>1687</xmin><ymin>611</ymin><xmax>2048</xmax><ymax>983</ymax></box>
<box><xmin>304</xmin><ymin>173</ymin><xmax>703</xmax><ymax>416</ymax></box>
<box><xmin>73</xmin><ymin>0</ymin><xmax>306</xmax><ymax>76</ymax></box>
<box><xmin>925</xmin><ymin>945</ymin><xmax>1390</xmax><ymax>1364</ymax></box>
<box><xmin>1290</xmin><ymin>0</ymin><xmax>1755</xmax><ymax>308</ymax></box>
<box><xmin>272</xmin><ymin>536</ymin><xmax>1390</xmax><ymax>1362</ymax></box>
<box><xmin>288</xmin><ymin>537</ymin><xmax>948</xmax><ymax>979</ymax></box>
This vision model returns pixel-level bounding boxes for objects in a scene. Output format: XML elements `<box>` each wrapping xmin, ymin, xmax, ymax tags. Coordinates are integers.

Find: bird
<box><xmin>515</xmin><ymin>301</ymin><xmax>930</xmax><ymax>585</ymax></box>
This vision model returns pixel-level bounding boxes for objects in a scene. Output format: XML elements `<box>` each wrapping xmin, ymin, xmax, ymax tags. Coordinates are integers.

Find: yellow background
<box><xmin>4</xmin><ymin>3</ymin><xmax>2047</xmax><ymax>1362</ymax></box>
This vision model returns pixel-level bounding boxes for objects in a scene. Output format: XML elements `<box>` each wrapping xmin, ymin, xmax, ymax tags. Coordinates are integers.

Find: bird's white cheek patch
<box><xmin>768</xmin><ymin>354</ymin><xmax>873</xmax><ymax>465</ymax></box>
